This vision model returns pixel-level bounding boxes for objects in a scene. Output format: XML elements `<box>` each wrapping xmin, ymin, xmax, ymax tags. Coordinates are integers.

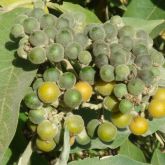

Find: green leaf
<box><xmin>119</xmin><ymin>139</ymin><xmax>146</xmax><ymax>162</ymax></box>
<box><xmin>46</xmin><ymin>2</ymin><xmax>100</xmax><ymax>24</ymax></box>
<box><xmin>122</xmin><ymin>17</ymin><xmax>164</xmax><ymax>36</ymax></box>
<box><xmin>143</xmin><ymin>117</ymin><xmax>165</xmax><ymax>136</ymax></box>
<box><xmin>71</xmin><ymin>129</ymin><xmax>129</xmax><ymax>153</ymax></box>
<box><xmin>124</xmin><ymin>0</ymin><xmax>165</xmax><ymax>20</ymax></box>
<box><xmin>68</xmin><ymin>154</ymin><xmax>150</xmax><ymax>165</ymax></box>
<box><xmin>151</xmin><ymin>149</ymin><xmax>165</xmax><ymax>165</ymax></box>
<box><xmin>0</xmin><ymin>8</ymin><xmax>37</xmax><ymax>162</ymax></box>
<box><xmin>150</xmin><ymin>22</ymin><xmax>165</xmax><ymax>38</ymax></box>
<box><xmin>1</xmin><ymin>148</ymin><xmax>12</xmax><ymax>165</ymax></box>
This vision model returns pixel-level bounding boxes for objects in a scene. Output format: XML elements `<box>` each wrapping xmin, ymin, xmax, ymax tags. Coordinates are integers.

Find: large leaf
<box><xmin>68</xmin><ymin>154</ymin><xmax>150</xmax><ymax>165</ymax></box>
<box><xmin>122</xmin><ymin>17</ymin><xmax>164</xmax><ymax>37</ymax></box>
<box><xmin>151</xmin><ymin>149</ymin><xmax>165</xmax><ymax>165</ymax></box>
<box><xmin>119</xmin><ymin>139</ymin><xmax>146</xmax><ymax>162</ymax></box>
<box><xmin>1</xmin><ymin>148</ymin><xmax>12</xmax><ymax>165</ymax></box>
<box><xmin>124</xmin><ymin>0</ymin><xmax>165</xmax><ymax>20</ymax></box>
<box><xmin>46</xmin><ymin>2</ymin><xmax>100</xmax><ymax>24</ymax></box>
<box><xmin>142</xmin><ymin>117</ymin><xmax>165</xmax><ymax>136</ymax></box>
<box><xmin>0</xmin><ymin>8</ymin><xmax>37</xmax><ymax>161</ymax></box>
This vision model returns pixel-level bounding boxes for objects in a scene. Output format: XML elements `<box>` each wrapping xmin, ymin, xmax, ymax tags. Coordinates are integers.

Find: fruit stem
<box><xmin>81</xmin><ymin>102</ymin><xmax>102</xmax><ymax>110</ymax></box>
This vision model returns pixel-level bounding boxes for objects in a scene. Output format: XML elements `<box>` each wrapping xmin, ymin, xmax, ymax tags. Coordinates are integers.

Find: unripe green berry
<box><xmin>28</xmin><ymin>47</ymin><xmax>46</xmax><ymax>64</ymax></box>
<box><xmin>127</xmin><ymin>78</ymin><xmax>145</xmax><ymax>96</ymax></box>
<box><xmin>23</xmin><ymin>17</ymin><xmax>40</xmax><ymax>34</ymax></box>
<box><xmin>113</xmin><ymin>83</ymin><xmax>128</xmax><ymax>99</ymax></box>
<box><xmin>37</xmin><ymin>120</ymin><xmax>58</xmax><ymax>140</ymax></box>
<box><xmin>11</xmin><ymin>24</ymin><xmax>25</xmax><ymax>38</ymax></box>
<box><xmin>119</xmin><ymin>99</ymin><xmax>133</xmax><ymax>114</ymax></box>
<box><xmin>46</xmin><ymin>43</ymin><xmax>64</xmax><ymax>63</ymax></box>
<box><xmin>100</xmin><ymin>65</ymin><xmax>115</xmax><ymax>82</ymax></box>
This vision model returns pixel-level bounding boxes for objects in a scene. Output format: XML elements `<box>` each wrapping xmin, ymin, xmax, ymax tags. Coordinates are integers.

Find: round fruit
<box><xmin>127</xmin><ymin>78</ymin><xmax>145</xmax><ymax>96</ymax></box>
<box><xmin>46</xmin><ymin>43</ymin><xmax>64</xmax><ymax>63</ymax></box>
<box><xmin>92</xmin><ymin>40</ymin><xmax>110</xmax><ymax>57</ymax></box>
<box><xmin>40</xmin><ymin>14</ymin><xmax>56</xmax><ymax>29</ymax></box>
<box><xmin>10</xmin><ymin>24</ymin><xmax>24</xmax><ymax>38</ymax></box>
<box><xmin>38</xmin><ymin>82</ymin><xmax>61</xmax><ymax>103</ymax></box>
<box><xmin>65</xmin><ymin>42</ymin><xmax>82</xmax><ymax>60</ymax></box>
<box><xmin>64</xmin><ymin>115</ymin><xmax>84</xmax><ymax>135</ymax></box>
<box><xmin>103</xmin><ymin>21</ymin><xmax>117</xmax><ymax>41</ymax></box>
<box><xmin>118</xmin><ymin>25</ymin><xmax>135</xmax><ymax>38</ymax></box>
<box><xmin>119</xmin><ymin>99</ymin><xmax>133</xmax><ymax>114</ymax></box>
<box><xmin>113</xmin><ymin>83</ymin><xmax>128</xmax><ymax>98</ymax></box>
<box><xmin>89</xmin><ymin>25</ymin><xmax>105</xmax><ymax>41</ymax></box>
<box><xmin>29</xmin><ymin>30</ymin><xmax>48</xmax><ymax>47</ymax></box>
<box><xmin>56</xmin><ymin>28</ymin><xmax>73</xmax><ymax>46</ymax></box>
<box><xmin>148</xmin><ymin>99</ymin><xmax>165</xmax><ymax>118</ymax></box>
<box><xmin>24</xmin><ymin>92</ymin><xmax>43</xmax><ymax>109</ymax></box>
<box><xmin>97</xmin><ymin>122</ymin><xmax>117</xmax><ymax>142</ymax></box>
<box><xmin>59</xmin><ymin>72</ymin><xmax>76</xmax><ymax>89</ymax></box>
<box><xmin>79</xmin><ymin>66</ymin><xmax>96</xmax><ymax>85</ymax></box>
<box><xmin>43</xmin><ymin>68</ymin><xmax>60</xmax><ymax>82</ymax></box>
<box><xmin>74</xmin><ymin>33</ymin><xmax>89</xmax><ymax>49</ymax></box>
<box><xmin>37</xmin><ymin>120</ymin><xmax>58</xmax><ymax>140</ymax></box>
<box><xmin>23</xmin><ymin>17</ymin><xmax>40</xmax><ymax>34</ymax></box>
<box><xmin>115</xmin><ymin>64</ymin><xmax>130</xmax><ymax>81</ymax></box>
<box><xmin>129</xmin><ymin>116</ymin><xmax>148</xmax><ymax>135</ymax></box>
<box><xmin>111</xmin><ymin>112</ymin><xmax>133</xmax><ymax>128</ymax></box>
<box><xmin>28</xmin><ymin>109</ymin><xmax>46</xmax><ymax>124</ymax></box>
<box><xmin>74</xmin><ymin>81</ymin><xmax>93</xmax><ymax>102</ymax></box>
<box><xmin>78</xmin><ymin>50</ymin><xmax>92</xmax><ymax>65</ymax></box>
<box><xmin>44</xmin><ymin>27</ymin><xmax>57</xmax><ymax>40</ymax></box>
<box><xmin>28</xmin><ymin>47</ymin><xmax>47</xmax><ymax>64</ymax></box>
<box><xmin>95</xmin><ymin>81</ymin><xmax>115</xmax><ymax>96</ymax></box>
<box><xmin>64</xmin><ymin>89</ymin><xmax>82</xmax><ymax>108</ymax></box>
<box><xmin>36</xmin><ymin>138</ymin><xmax>56</xmax><ymax>152</ymax></box>
<box><xmin>100</xmin><ymin>65</ymin><xmax>115</xmax><ymax>82</ymax></box>
<box><xmin>153</xmin><ymin>88</ymin><xmax>165</xmax><ymax>101</ymax></box>
<box><xmin>95</xmin><ymin>54</ymin><xmax>109</xmax><ymax>68</ymax></box>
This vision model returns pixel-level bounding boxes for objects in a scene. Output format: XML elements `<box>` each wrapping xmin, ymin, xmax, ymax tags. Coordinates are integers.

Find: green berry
<box><xmin>23</xmin><ymin>17</ymin><xmax>40</xmax><ymax>34</ymax></box>
<box><xmin>113</xmin><ymin>83</ymin><xmax>128</xmax><ymax>98</ymax></box>
<box><xmin>37</xmin><ymin>120</ymin><xmax>58</xmax><ymax>140</ymax></box>
<box><xmin>24</xmin><ymin>92</ymin><xmax>43</xmax><ymax>109</ymax></box>
<box><xmin>119</xmin><ymin>99</ymin><xmax>133</xmax><ymax>114</ymax></box>
<box><xmin>128</xmin><ymin>78</ymin><xmax>145</xmax><ymax>96</ymax></box>
<box><xmin>64</xmin><ymin>115</ymin><xmax>84</xmax><ymax>135</ymax></box>
<box><xmin>46</xmin><ymin>43</ymin><xmax>64</xmax><ymax>63</ymax></box>
<box><xmin>11</xmin><ymin>24</ymin><xmax>24</xmax><ymax>38</ymax></box>
<box><xmin>64</xmin><ymin>89</ymin><xmax>82</xmax><ymax>108</ymax></box>
<box><xmin>28</xmin><ymin>47</ymin><xmax>46</xmax><ymax>64</ymax></box>
<box><xmin>100</xmin><ymin>65</ymin><xmax>115</xmax><ymax>82</ymax></box>
<box><xmin>58</xmin><ymin>72</ymin><xmax>76</xmax><ymax>89</ymax></box>
<box><xmin>36</xmin><ymin>138</ymin><xmax>56</xmax><ymax>152</ymax></box>
<box><xmin>29</xmin><ymin>30</ymin><xmax>48</xmax><ymax>47</ymax></box>
<box><xmin>79</xmin><ymin>66</ymin><xmax>96</xmax><ymax>85</ymax></box>
<box><xmin>43</xmin><ymin>68</ymin><xmax>60</xmax><ymax>82</ymax></box>
<box><xmin>97</xmin><ymin>122</ymin><xmax>117</xmax><ymax>142</ymax></box>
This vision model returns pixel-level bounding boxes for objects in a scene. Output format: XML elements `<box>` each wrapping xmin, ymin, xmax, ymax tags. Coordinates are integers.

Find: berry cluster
<box><xmin>11</xmin><ymin>8</ymin><xmax>165</xmax><ymax>152</ymax></box>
